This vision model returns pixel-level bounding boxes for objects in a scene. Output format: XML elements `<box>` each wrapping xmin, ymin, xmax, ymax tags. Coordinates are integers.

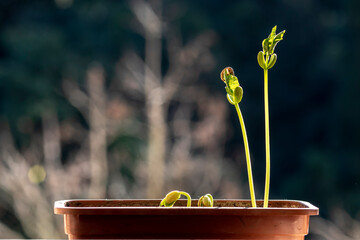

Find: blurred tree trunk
<box><xmin>87</xmin><ymin>63</ymin><xmax>108</xmax><ymax>198</ymax></box>
<box><xmin>42</xmin><ymin>110</ymin><xmax>63</xmax><ymax>203</ymax></box>
<box><xmin>144</xmin><ymin>0</ymin><xmax>165</xmax><ymax>198</ymax></box>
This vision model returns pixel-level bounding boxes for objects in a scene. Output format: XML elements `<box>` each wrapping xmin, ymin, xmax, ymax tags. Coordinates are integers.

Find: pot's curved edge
<box><xmin>293</xmin><ymin>200</ymin><xmax>319</xmax><ymax>215</ymax></box>
<box><xmin>54</xmin><ymin>199</ymin><xmax>319</xmax><ymax>216</ymax></box>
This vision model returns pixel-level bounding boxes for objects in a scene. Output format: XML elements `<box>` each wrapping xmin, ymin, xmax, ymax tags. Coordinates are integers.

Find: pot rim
<box><xmin>54</xmin><ymin>199</ymin><xmax>319</xmax><ymax>216</ymax></box>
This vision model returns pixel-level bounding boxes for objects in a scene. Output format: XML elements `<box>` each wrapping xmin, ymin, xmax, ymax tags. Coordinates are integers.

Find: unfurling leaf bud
<box><xmin>198</xmin><ymin>194</ymin><xmax>214</xmax><ymax>207</ymax></box>
<box><xmin>262</xmin><ymin>39</ymin><xmax>269</xmax><ymax>54</ymax></box>
<box><xmin>220</xmin><ymin>67</ymin><xmax>244</xmax><ymax>105</ymax></box>
<box><xmin>269</xmin><ymin>25</ymin><xmax>277</xmax><ymax>39</ymax></box>
<box><xmin>220</xmin><ymin>67</ymin><xmax>235</xmax><ymax>82</ymax></box>
<box><xmin>261</xmin><ymin>26</ymin><xmax>285</xmax><ymax>56</ymax></box>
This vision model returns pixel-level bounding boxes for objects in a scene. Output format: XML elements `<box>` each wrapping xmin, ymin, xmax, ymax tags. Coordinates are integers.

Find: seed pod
<box><xmin>220</xmin><ymin>67</ymin><xmax>235</xmax><ymax>82</ymax></box>
<box><xmin>160</xmin><ymin>191</ymin><xmax>181</xmax><ymax>207</ymax></box>
<box><xmin>267</xmin><ymin>54</ymin><xmax>277</xmax><ymax>69</ymax></box>
<box><xmin>257</xmin><ymin>51</ymin><xmax>266</xmax><ymax>69</ymax></box>
<box><xmin>198</xmin><ymin>194</ymin><xmax>214</xmax><ymax>207</ymax></box>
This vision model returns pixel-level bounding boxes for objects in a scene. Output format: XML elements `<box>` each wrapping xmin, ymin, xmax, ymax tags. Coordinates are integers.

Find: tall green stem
<box><xmin>263</xmin><ymin>69</ymin><xmax>270</xmax><ymax>208</ymax></box>
<box><xmin>235</xmin><ymin>104</ymin><xmax>256</xmax><ymax>208</ymax></box>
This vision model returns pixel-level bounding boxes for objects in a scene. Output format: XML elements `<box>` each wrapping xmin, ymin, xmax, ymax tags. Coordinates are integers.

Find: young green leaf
<box><xmin>267</xmin><ymin>54</ymin><xmax>277</xmax><ymax>69</ymax></box>
<box><xmin>262</xmin><ymin>39</ymin><xmax>269</xmax><ymax>53</ymax></box>
<box><xmin>228</xmin><ymin>75</ymin><xmax>240</xmax><ymax>93</ymax></box>
<box><xmin>262</xmin><ymin>26</ymin><xmax>285</xmax><ymax>55</ymax></box>
<box><xmin>269</xmin><ymin>25</ymin><xmax>277</xmax><ymax>39</ymax></box>
<box><xmin>225</xmin><ymin>86</ymin><xmax>232</xmax><ymax>96</ymax></box>
<box><xmin>220</xmin><ymin>67</ymin><xmax>241</xmax><ymax>103</ymax></box>
<box><xmin>234</xmin><ymin>86</ymin><xmax>243</xmax><ymax>104</ymax></box>
<box><xmin>221</xmin><ymin>67</ymin><xmax>239</xmax><ymax>97</ymax></box>
<box><xmin>274</xmin><ymin>30</ymin><xmax>285</xmax><ymax>42</ymax></box>
<box><xmin>270</xmin><ymin>31</ymin><xmax>286</xmax><ymax>54</ymax></box>
<box><xmin>257</xmin><ymin>51</ymin><xmax>266</xmax><ymax>69</ymax></box>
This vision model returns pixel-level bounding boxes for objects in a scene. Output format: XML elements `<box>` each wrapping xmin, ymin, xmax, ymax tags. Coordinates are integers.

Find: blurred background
<box><xmin>0</xmin><ymin>0</ymin><xmax>359</xmax><ymax>239</ymax></box>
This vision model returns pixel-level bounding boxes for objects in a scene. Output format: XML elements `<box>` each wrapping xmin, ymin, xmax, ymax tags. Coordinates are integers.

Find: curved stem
<box><xmin>180</xmin><ymin>191</ymin><xmax>192</xmax><ymax>207</ymax></box>
<box><xmin>263</xmin><ymin>69</ymin><xmax>270</xmax><ymax>208</ymax></box>
<box><xmin>235</xmin><ymin>104</ymin><xmax>257</xmax><ymax>208</ymax></box>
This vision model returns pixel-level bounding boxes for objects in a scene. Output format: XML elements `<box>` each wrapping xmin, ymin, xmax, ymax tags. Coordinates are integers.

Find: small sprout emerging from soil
<box><xmin>198</xmin><ymin>194</ymin><xmax>214</xmax><ymax>207</ymax></box>
<box><xmin>160</xmin><ymin>190</ymin><xmax>192</xmax><ymax>207</ymax></box>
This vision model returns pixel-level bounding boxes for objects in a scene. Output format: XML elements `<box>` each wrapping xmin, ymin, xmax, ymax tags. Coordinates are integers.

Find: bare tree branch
<box><xmin>42</xmin><ymin>111</ymin><xmax>61</xmax><ymax>170</ymax></box>
<box><xmin>87</xmin><ymin>63</ymin><xmax>108</xmax><ymax>198</ymax></box>
<box><xmin>163</xmin><ymin>30</ymin><xmax>217</xmax><ymax>103</ymax></box>
<box><xmin>0</xmin><ymin>124</ymin><xmax>64</xmax><ymax>238</ymax></box>
<box><xmin>62</xmin><ymin>79</ymin><xmax>89</xmax><ymax>121</ymax></box>
<box><xmin>129</xmin><ymin>0</ymin><xmax>162</xmax><ymax>38</ymax></box>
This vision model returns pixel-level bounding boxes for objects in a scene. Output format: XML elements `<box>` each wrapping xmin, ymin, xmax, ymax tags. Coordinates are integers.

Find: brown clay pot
<box><xmin>54</xmin><ymin>199</ymin><xmax>318</xmax><ymax>239</ymax></box>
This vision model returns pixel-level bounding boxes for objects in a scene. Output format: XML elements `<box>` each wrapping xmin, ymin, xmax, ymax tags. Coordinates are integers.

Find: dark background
<box><xmin>0</xmin><ymin>0</ymin><xmax>359</xmax><ymax>238</ymax></box>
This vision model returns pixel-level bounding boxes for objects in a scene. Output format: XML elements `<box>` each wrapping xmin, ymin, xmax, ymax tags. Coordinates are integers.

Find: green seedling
<box><xmin>220</xmin><ymin>67</ymin><xmax>257</xmax><ymax>208</ymax></box>
<box><xmin>160</xmin><ymin>191</ymin><xmax>214</xmax><ymax>208</ymax></box>
<box><xmin>160</xmin><ymin>190</ymin><xmax>192</xmax><ymax>207</ymax></box>
<box><xmin>257</xmin><ymin>26</ymin><xmax>285</xmax><ymax>208</ymax></box>
<box><xmin>160</xmin><ymin>26</ymin><xmax>284</xmax><ymax>210</ymax></box>
<box><xmin>198</xmin><ymin>194</ymin><xmax>214</xmax><ymax>207</ymax></box>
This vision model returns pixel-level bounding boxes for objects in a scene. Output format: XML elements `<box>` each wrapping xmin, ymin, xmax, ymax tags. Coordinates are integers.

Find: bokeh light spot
<box><xmin>28</xmin><ymin>165</ymin><xmax>46</xmax><ymax>184</ymax></box>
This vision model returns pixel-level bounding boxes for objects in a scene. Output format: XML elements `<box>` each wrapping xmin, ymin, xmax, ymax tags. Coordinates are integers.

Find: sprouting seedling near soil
<box><xmin>198</xmin><ymin>194</ymin><xmax>214</xmax><ymax>207</ymax></box>
<box><xmin>220</xmin><ymin>67</ymin><xmax>257</xmax><ymax>208</ymax></box>
<box><xmin>160</xmin><ymin>190</ymin><xmax>192</xmax><ymax>207</ymax></box>
<box><xmin>257</xmin><ymin>26</ymin><xmax>285</xmax><ymax>208</ymax></box>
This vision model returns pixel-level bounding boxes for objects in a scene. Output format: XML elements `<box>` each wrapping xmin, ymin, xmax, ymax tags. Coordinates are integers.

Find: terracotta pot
<box><xmin>54</xmin><ymin>199</ymin><xmax>318</xmax><ymax>239</ymax></box>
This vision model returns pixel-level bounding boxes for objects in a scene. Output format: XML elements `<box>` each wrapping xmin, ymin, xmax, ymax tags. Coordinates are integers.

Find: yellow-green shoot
<box><xmin>257</xmin><ymin>26</ymin><xmax>285</xmax><ymax>208</ymax></box>
<box><xmin>220</xmin><ymin>67</ymin><xmax>257</xmax><ymax>208</ymax></box>
<box><xmin>160</xmin><ymin>190</ymin><xmax>192</xmax><ymax>207</ymax></box>
<box><xmin>198</xmin><ymin>194</ymin><xmax>214</xmax><ymax>207</ymax></box>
